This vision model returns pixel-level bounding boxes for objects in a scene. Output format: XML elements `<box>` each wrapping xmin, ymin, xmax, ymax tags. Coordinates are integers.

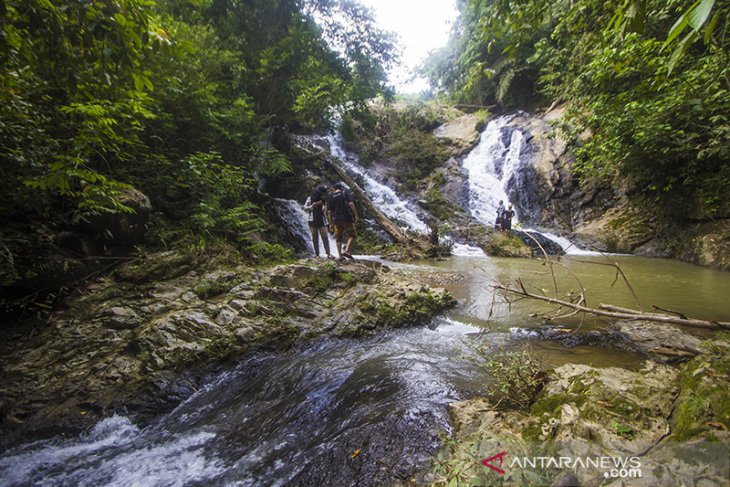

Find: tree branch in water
<box><xmin>491</xmin><ymin>282</ymin><xmax>730</xmax><ymax>330</ymax></box>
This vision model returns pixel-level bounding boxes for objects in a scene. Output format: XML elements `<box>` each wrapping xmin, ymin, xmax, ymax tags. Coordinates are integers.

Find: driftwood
<box><xmin>493</xmin><ymin>281</ymin><xmax>730</xmax><ymax>330</ymax></box>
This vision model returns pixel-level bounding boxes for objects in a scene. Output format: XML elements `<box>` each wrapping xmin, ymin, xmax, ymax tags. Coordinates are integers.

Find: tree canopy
<box><xmin>0</xmin><ymin>0</ymin><xmax>396</xmax><ymax>276</ymax></box>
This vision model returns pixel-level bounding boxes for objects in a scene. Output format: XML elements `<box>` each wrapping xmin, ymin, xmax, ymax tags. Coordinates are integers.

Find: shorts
<box><xmin>333</xmin><ymin>222</ymin><xmax>356</xmax><ymax>243</ymax></box>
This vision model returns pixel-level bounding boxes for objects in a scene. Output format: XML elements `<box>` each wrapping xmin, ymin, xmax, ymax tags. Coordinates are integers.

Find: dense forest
<box><xmin>2</xmin><ymin>0</ymin><xmax>729</xmax><ymax>314</ymax></box>
<box><xmin>0</xmin><ymin>0</ymin><xmax>397</xmax><ymax>311</ymax></box>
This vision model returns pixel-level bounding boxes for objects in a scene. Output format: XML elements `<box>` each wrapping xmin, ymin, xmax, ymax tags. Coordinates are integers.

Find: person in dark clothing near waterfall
<box><xmin>304</xmin><ymin>185</ymin><xmax>335</xmax><ymax>259</ymax></box>
<box><xmin>327</xmin><ymin>182</ymin><xmax>359</xmax><ymax>260</ymax></box>
<box><xmin>496</xmin><ymin>200</ymin><xmax>506</xmax><ymax>229</ymax></box>
<box><xmin>501</xmin><ymin>205</ymin><xmax>515</xmax><ymax>231</ymax></box>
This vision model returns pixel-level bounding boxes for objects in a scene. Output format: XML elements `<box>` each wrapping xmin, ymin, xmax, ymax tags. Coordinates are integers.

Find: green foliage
<box><xmin>673</xmin><ymin>338</ymin><xmax>730</xmax><ymax>440</ymax></box>
<box><xmin>1</xmin><ymin>0</ymin><xmax>397</xmax><ymax>297</ymax></box>
<box><xmin>341</xmin><ymin>101</ymin><xmax>452</xmax><ymax>191</ymax></box>
<box><xmin>469</xmin><ymin>344</ymin><xmax>547</xmax><ymax>410</ymax></box>
<box><xmin>543</xmin><ymin>2</ymin><xmax>730</xmax><ymax>216</ymax></box>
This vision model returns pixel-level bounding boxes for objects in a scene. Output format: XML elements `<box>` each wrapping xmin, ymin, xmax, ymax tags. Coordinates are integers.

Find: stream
<box><xmin>2</xmin><ymin>253</ymin><xmax>730</xmax><ymax>486</ymax></box>
<box><xmin>3</xmin><ymin>114</ymin><xmax>730</xmax><ymax>485</ymax></box>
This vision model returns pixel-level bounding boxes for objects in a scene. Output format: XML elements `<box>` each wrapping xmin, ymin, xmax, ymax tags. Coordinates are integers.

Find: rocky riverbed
<box><xmin>429</xmin><ymin>326</ymin><xmax>730</xmax><ymax>486</ymax></box>
<box><xmin>0</xmin><ymin>252</ymin><xmax>455</xmax><ymax>450</ymax></box>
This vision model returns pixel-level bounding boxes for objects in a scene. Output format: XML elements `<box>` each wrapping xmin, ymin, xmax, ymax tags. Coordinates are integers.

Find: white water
<box><xmin>450</xmin><ymin>242</ymin><xmax>487</xmax><ymax>257</ymax></box>
<box><xmin>326</xmin><ymin>134</ymin><xmax>430</xmax><ymax>235</ymax></box>
<box><xmin>0</xmin><ymin>415</ymin><xmax>224</xmax><ymax>486</ymax></box>
<box><xmin>539</xmin><ymin>232</ymin><xmax>602</xmax><ymax>256</ymax></box>
<box><xmin>0</xmin><ymin>317</ymin><xmax>495</xmax><ymax>486</ymax></box>
<box><xmin>462</xmin><ymin>115</ymin><xmax>525</xmax><ymax>226</ymax></box>
<box><xmin>462</xmin><ymin>115</ymin><xmax>593</xmax><ymax>254</ymax></box>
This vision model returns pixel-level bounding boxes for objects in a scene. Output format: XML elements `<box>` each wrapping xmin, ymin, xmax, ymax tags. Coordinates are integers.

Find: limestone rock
<box><xmin>614</xmin><ymin>320</ymin><xmax>703</xmax><ymax>362</ymax></box>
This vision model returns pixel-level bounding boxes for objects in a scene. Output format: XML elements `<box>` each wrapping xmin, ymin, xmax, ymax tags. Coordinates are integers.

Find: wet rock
<box><xmin>518</xmin><ymin>231</ymin><xmax>566</xmax><ymax>256</ymax></box>
<box><xmin>0</xmin><ymin>255</ymin><xmax>455</xmax><ymax>448</ymax></box>
<box><xmin>101</xmin><ymin>306</ymin><xmax>140</xmax><ymax>330</ymax></box>
<box><xmin>613</xmin><ymin>320</ymin><xmax>703</xmax><ymax>363</ymax></box>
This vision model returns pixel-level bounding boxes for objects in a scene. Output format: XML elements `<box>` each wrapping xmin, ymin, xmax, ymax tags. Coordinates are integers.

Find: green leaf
<box><xmin>664</xmin><ymin>9</ymin><xmax>691</xmax><ymax>48</ymax></box>
<box><xmin>667</xmin><ymin>30</ymin><xmax>697</xmax><ymax>74</ymax></box>
<box><xmin>688</xmin><ymin>0</ymin><xmax>715</xmax><ymax>30</ymax></box>
<box><xmin>704</xmin><ymin>10</ymin><xmax>721</xmax><ymax>44</ymax></box>
<box><xmin>133</xmin><ymin>74</ymin><xmax>144</xmax><ymax>92</ymax></box>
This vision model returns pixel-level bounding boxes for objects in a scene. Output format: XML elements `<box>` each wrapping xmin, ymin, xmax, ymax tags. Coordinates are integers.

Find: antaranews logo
<box><xmin>481</xmin><ymin>452</ymin><xmax>642</xmax><ymax>479</ymax></box>
<box><xmin>481</xmin><ymin>451</ymin><xmax>507</xmax><ymax>475</ymax></box>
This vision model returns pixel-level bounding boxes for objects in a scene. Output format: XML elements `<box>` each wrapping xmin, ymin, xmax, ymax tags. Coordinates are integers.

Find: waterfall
<box><xmin>462</xmin><ymin>115</ymin><xmax>525</xmax><ymax>226</ymax></box>
<box><xmin>462</xmin><ymin>115</ymin><xmax>593</xmax><ymax>255</ymax></box>
<box><xmin>325</xmin><ymin>134</ymin><xmax>431</xmax><ymax>235</ymax></box>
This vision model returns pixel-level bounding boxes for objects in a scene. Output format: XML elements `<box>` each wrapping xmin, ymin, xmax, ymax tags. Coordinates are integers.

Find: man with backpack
<box><xmin>327</xmin><ymin>182</ymin><xmax>359</xmax><ymax>260</ymax></box>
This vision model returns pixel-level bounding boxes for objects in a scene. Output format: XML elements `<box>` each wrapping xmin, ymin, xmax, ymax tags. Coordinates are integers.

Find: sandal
<box><xmin>342</xmin><ymin>252</ymin><xmax>355</xmax><ymax>260</ymax></box>
<box><xmin>327</xmin><ymin>254</ymin><xmax>336</xmax><ymax>260</ymax></box>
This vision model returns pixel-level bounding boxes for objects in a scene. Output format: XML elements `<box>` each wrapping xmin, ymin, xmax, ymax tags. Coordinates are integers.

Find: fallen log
<box><xmin>324</xmin><ymin>156</ymin><xmax>433</xmax><ymax>253</ymax></box>
<box><xmin>493</xmin><ymin>282</ymin><xmax>730</xmax><ymax>330</ymax></box>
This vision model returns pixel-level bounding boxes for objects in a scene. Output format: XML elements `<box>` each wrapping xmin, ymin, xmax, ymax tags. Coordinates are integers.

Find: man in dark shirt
<box><xmin>501</xmin><ymin>205</ymin><xmax>515</xmax><ymax>231</ymax></box>
<box><xmin>327</xmin><ymin>182</ymin><xmax>359</xmax><ymax>260</ymax></box>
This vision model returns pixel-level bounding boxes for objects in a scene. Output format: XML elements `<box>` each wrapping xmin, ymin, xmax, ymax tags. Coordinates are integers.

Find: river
<box><xmin>1</xmin><ymin>252</ymin><xmax>729</xmax><ymax>486</ymax></box>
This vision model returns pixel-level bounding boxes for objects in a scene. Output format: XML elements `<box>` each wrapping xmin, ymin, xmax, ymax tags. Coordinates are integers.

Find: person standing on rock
<box><xmin>501</xmin><ymin>205</ymin><xmax>515</xmax><ymax>231</ymax></box>
<box><xmin>304</xmin><ymin>185</ymin><xmax>335</xmax><ymax>259</ymax></box>
<box><xmin>327</xmin><ymin>182</ymin><xmax>359</xmax><ymax>260</ymax></box>
<box><xmin>496</xmin><ymin>200</ymin><xmax>505</xmax><ymax>230</ymax></box>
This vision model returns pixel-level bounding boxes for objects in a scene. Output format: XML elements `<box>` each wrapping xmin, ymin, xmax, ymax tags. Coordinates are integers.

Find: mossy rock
<box><xmin>115</xmin><ymin>251</ymin><xmax>196</xmax><ymax>283</ymax></box>
<box><xmin>672</xmin><ymin>336</ymin><xmax>730</xmax><ymax>441</ymax></box>
<box><xmin>482</xmin><ymin>230</ymin><xmax>532</xmax><ymax>258</ymax></box>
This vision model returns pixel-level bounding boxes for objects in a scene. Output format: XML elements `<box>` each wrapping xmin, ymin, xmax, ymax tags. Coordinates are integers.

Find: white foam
<box><xmin>326</xmin><ymin>134</ymin><xmax>431</xmax><ymax>235</ymax></box>
<box><xmin>451</xmin><ymin>242</ymin><xmax>487</xmax><ymax>257</ymax></box>
<box><xmin>0</xmin><ymin>416</ymin><xmax>224</xmax><ymax>487</ymax></box>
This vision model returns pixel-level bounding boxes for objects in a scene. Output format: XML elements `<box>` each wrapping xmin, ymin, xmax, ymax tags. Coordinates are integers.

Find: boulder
<box><xmin>80</xmin><ymin>187</ymin><xmax>152</xmax><ymax>246</ymax></box>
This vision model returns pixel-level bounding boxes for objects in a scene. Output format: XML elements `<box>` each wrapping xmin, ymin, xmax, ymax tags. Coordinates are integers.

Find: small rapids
<box><xmin>0</xmin><ymin>318</ymin><xmax>495</xmax><ymax>487</ymax></box>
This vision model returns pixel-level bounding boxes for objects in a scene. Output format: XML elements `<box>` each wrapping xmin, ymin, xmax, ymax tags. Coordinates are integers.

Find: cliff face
<box><xmin>488</xmin><ymin>109</ymin><xmax>729</xmax><ymax>270</ymax></box>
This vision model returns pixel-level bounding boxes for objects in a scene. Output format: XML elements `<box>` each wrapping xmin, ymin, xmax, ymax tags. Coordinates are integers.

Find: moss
<box><xmin>362</xmin><ymin>290</ymin><xmax>454</xmax><ymax>328</ymax></box>
<box><xmin>115</xmin><ymin>251</ymin><xmax>195</xmax><ymax>283</ymax></box>
<box><xmin>193</xmin><ymin>279</ymin><xmax>234</xmax><ymax>299</ymax></box>
<box><xmin>530</xmin><ymin>392</ymin><xmax>583</xmax><ymax>417</ymax></box>
<box><xmin>483</xmin><ymin>231</ymin><xmax>532</xmax><ymax>257</ymax></box>
<box><xmin>672</xmin><ymin>339</ymin><xmax>730</xmax><ymax>441</ymax></box>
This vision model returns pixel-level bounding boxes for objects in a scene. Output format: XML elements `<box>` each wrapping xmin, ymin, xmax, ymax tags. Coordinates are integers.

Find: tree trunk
<box><xmin>325</xmin><ymin>156</ymin><xmax>433</xmax><ymax>252</ymax></box>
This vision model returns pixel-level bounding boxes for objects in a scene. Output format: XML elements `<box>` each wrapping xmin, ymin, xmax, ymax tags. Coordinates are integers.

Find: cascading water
<box><xmin>326</xmin><ymin>134</ymin><xmax>431</xmax><ymax>235</ymax></box>
<box><xmin>0</xmin><ymin>318</ymin><xmax>494</xmax><ymax>487</ymax></box>
<box><xmin>462</xmin><ymin>115</ymin><xmax>594</xmax><ymax>255</ymax></box>
<box><xmin>462</xmin><ymin>115</ymin><xmax>525</xmax><ymax>227</ymax></box>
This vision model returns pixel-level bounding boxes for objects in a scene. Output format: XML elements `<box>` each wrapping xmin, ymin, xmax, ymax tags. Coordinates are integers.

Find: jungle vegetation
<box><xmin>0</xmin><ymin>0</ymin><xmax>396</xmax><ymax>298</ymax></box>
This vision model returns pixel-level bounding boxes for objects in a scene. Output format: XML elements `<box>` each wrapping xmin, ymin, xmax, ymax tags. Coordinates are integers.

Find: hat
<box><xmin>333</xmin><ymin>182</ymin><xmax>344</xmax><ymax>190</ymax></box>
<box><xmin>315</xmin><ymin>184</ymin><xmax>328</xmax><ymax>194</ymax></box>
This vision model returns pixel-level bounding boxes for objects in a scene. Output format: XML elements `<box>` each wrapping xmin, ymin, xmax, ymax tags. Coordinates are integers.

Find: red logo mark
<box><xmin>482</xmin><ymin>451</ymin><xmax>507</xmax><ymax>475</ymax></box>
